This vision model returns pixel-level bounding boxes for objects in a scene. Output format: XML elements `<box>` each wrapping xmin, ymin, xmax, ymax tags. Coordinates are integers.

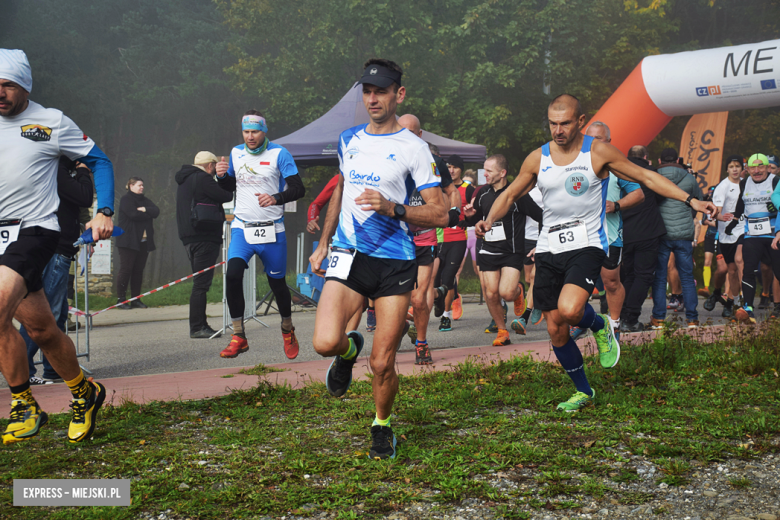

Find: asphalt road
<box><xmin>2</xmin><ymin>294</ymin><xmax>767</xmax><ymax>389</ymax></box>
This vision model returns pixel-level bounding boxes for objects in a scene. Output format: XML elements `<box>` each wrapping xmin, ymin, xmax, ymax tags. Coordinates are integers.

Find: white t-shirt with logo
<box><xmin>0</xmin><ymin>101</ymin><xmax>95</xmax><ymax>230</ymax></box>
<box><xmin>712</xmin><ymin>177</ymin><xmax>744</xmax><ymax>244</ymax></box>
<box><xmin>524</xmin><ymin>186</ymin><xmax>543</xmax><ymax>242</ymax></box>
<box><xmin>333</xmin><ymin>124</ymin><xmax>441</xmax><ymax>260</ymax></box>
<box><xmin>226</xmin><ymin>141</ymin><xmax>298</xmax><ymax>233</ymax></box>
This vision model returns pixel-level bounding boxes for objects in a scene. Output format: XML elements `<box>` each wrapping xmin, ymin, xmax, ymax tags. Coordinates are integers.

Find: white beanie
<box><xmin>0</xmin><ymin>49</ymin><xmax>32</xmax><ymax>93</ymax></box>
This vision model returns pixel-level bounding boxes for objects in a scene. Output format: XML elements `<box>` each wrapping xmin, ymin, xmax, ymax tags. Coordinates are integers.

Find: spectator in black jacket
<box><xmin>115</xmin><ymin>177</ymin><xmax>160</xmax><ymax>309</ymax></box>
<box><xmin>619</xmin><ymin>146</ymin><xmax>667</xmax><ymax>332</ymax></box>
<box><xmin>176</xmin><ymin>151</ymin><xmax>233</xmax><ymax>338</ymax></box>
<box><xmin>24</xmin><ymin>157</ymin><xmax>93</xmax><ymax>384</ymax></box>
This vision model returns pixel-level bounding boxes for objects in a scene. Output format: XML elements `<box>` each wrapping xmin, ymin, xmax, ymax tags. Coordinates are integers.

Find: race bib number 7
<box><xmin>0</xmin><ymin>219</ymin><xmax>22</xmax><ymax>255</ymax></box>
<box><xmin>326</xmin><ymin>246</ymin><xmax>356</xmax><ymax>280</ymax></box>
<box><xmin>548</xmin><ymin>220</ymin><xmax>588</xmax><ymax>254</ymax></box>
<box><xmin>244</xmin><ymin>221</ymin><xmax>276</xmax><ymax>244</ymax></box>
<box><xmin>485</xmin><ymin>222</ymin><xmax>507</xmax><ymax>242</ymax></box>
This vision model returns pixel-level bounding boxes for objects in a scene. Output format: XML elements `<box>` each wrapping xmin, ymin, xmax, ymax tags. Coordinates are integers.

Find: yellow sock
<box><xmin>703</xmin><ymin>266</ymin><xmax>711</xmax><ymax>289</ymax></box>
<box><xmin>11</xmin><ymin>388</ymin><xmax>36</xmax><ymax>405</ymax></box>
<box><xmin>372</xmin><ymin>414</ymin><xmax>391</xmax><ymax>427</ymax></box>
<box><xmin>65</xmin><ymin>371</ymin><xmax>92</xmax><ymax>400</ymax></box>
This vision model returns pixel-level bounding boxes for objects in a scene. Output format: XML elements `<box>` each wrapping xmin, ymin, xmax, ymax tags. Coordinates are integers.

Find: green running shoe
<box><xmin>593</xmin><ymin>313</ymin><xmax>620</xmax><ymax>369</ymax></box>
<box><xmin>556</xmin><ymin>389</ymin><xmax>595</xmax><ymax>412</ymax></box>
<box><xmin>485</xmin><ymin>318</ymin><xmax>497</xmax><ymax>333</ymax></box>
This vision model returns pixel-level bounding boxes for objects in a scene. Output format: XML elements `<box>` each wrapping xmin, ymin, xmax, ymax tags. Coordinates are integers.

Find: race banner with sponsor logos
<box><xmin>587</xmin><ymin>39</ymin><xmax>779</xmax><ymax>154</ymax></box>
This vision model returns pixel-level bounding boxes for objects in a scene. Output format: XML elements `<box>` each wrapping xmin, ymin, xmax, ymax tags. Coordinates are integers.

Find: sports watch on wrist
<box><xmin>684</xmin><ymin>195</ymin><xmax>694</xmax><ymax>207</ymax></box>
<box><xmin>613</xmin><ymin>202</ymin><xmax>621</xmax><ymax>213</ymax></box>
<box><xmin>97</xmin><ymin>207</ymin><xmax>114</xmax><ymax>217</ymax></box>
<box><xmin>393</xmin><ymin>204</ymin><xmax>406</xmax><ymax>220</ymax></box>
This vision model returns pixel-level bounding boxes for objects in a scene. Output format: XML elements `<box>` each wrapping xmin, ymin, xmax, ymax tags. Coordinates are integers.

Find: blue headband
<box><xmin>242</xmin><ymin>115</ymin><xmax>268</xmax><ymax>132</ymax></box>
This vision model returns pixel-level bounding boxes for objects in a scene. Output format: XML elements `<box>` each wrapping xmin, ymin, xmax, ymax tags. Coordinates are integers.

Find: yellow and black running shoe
<box><xmin>68</xmin><ymin>381</ymin><xmax>105</xmax><ymax>443</ymax></box>
<box><xmin>2</xmin><ymin>398</ymin><xmax>48</xmax><ymax>444</ymax></box>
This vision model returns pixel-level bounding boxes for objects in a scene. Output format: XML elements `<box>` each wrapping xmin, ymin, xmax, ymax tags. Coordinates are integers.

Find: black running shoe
<box><xmin>703</xmin><ymin>292</ymin><xmax>720</xmax><ymax>311</ymax></box>
<box><xmin>326</xmin><ymin>331</ymin><xmax>364</xmax><ymax>398</ymax></box>
<box><xmin>771</xmin><ymin>303</ymin><xmax>780</xmax><ymax>320</ymax></box>
<box><xmin>433</xmin><ymin>286</ymin><xmax>446</xmax><ymax>318</ymax></box>
<box><xmin>368</xmin><ymin>425</ymin><xmax>397</xmax><ymax>460</ymax></box>
<box><xmin>722</xmin><ymin>298</ymin><xmax>734</xmax><ymax>318</ymax></box>
<box><xmin>759</xmin><ymin>295</ymin><xmax>771</xmax><ymax>310</ymax></box>
<box><xmin>439</xmin><ymin>316</ymin><xmax>452</xmax><ymax>331</ymax></box>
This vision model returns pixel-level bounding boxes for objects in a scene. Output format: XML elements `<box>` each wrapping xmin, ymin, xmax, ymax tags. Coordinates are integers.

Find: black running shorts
<box><xmin>477</xmin><ymin>251</ymin><xmax>525</xmax><ymax>272</ymax></box>
<box><xmin>703</xmin><ymin>232</ymin><xmax>718</xmax><ymax>255</ymax></box>
<box><xmin>0</xmin><ymin>226</ymin><xmax>60</xmax><ymax>294</ymax></box>
<box><xmin>523</xmin><ymin>239</ymin><xmax>537</xmax><ymax>266</ymax></box>
<box><xmin>415</xmin><ymin>245</ymin><xmax>435</xmax><ymax>267</ymax></box>
<box><xmin>533</xmin><ymin>247</ymin><xmax>606</xmax><ymax>311</ymax></box>
<box><xmin>326</xmin><ymin>251</ymin><xmax>418</xmax><ymax>300</ymax></box>
<box><xmin>602</xmin><ymin>245</ymin><xmax>623</xmax><ymax>271</ymax></box>
<box><xmin>719</xmin><ymin>236</ymin><xmax>742</xmax><ymax>265</ymax></box>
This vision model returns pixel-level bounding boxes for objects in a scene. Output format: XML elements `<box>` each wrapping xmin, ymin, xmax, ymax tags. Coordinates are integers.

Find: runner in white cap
<box><xmin>0</xmin><ymin>49</ymin><xmax>115</xmax><ymax>444</ymax></box>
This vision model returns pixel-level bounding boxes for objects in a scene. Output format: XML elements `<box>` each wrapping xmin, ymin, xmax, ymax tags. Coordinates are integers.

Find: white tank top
<box><xmin>536</xmin><ymin>135</ymin><xmax>608</xmax><ymax>254</ymax></box>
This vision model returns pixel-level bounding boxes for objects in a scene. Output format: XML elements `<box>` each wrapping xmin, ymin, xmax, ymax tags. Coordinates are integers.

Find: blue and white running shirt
<box><xmin>227</xmin><ymin>141</ymin><xmax>298</xmax><ymax>233</ymax></box>
<box><xmin>333</xmin><ymin>124</ymin><xmax>441</xmax><ymax>260</ymax></box>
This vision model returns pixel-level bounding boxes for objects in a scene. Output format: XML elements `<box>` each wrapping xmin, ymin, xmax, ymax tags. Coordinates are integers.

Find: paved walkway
<box><xmin>1</xmin><ymin>323</ymin><xmax>728</xmax><ymax>415</ymax></box>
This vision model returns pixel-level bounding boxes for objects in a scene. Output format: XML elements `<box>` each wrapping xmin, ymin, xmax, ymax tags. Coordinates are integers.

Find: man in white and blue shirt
<box><xmin>215</xmin><ymin>111</ymin><xmax>305</xmax><ymax>360</ymax></box>
<box><xmin>308</xmin><ymin>59</ymin><xmax>448</xmax><ymax>460</ymax></box>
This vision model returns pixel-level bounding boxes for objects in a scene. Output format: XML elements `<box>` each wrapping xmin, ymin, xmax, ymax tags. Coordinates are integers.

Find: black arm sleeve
<box><xmin>58</xmin><ymin>166</ymin><xmax>94</xmax><ymax>207</ymax></box>
<box><xmin>272</xmin><ymin>174</ymin><xmax>306</xmax><ymax>205</ymax></box>
<box><xmin>217</xmin><ymin>174</ymin><xmax>237</xmax><ymax>192</ymax></box>
<box><xmin>517</xmin><ymin>193</ymin><xmax>543</xmax><ymax>223</ymax></box>
<box><xmin>465</xmin><ymin>184</ymin><xmax>475</xmax><ymax>204</ymax></box>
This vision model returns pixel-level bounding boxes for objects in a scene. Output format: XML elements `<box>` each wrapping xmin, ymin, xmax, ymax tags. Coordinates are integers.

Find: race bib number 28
<box><xmin>0</xmin><ymin>219</ymin><xmax>22</xmax><ymax>255</ymax></box>
<box><xmin>326</xmin><ymin>246</ymin><xmax>356</xmax><ymax>280</ymax></box>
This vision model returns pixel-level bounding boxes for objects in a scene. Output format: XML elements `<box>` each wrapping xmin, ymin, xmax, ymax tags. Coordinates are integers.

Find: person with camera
<box><xmin>176</xmin><ymin>151</ymin><xmax>233</xmax><ymax>338</ymax></box>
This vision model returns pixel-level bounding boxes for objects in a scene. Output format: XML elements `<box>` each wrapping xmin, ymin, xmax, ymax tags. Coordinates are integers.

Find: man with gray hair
<box><xmin>0</xmin><ymin>49</ymin><xmax>115</xmax><ymax>444</ymax></box>
<box><xmin>176</xmin><ymin>151</ymin><xmax>234</xmax><ymax>338</ymax></box>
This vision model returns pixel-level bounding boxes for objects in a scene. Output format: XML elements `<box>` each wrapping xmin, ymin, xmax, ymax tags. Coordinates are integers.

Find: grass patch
<box><xmin>238</xmin><ymin>363</ymin><xmax>286</xmax><ymax>376</ymax></box>
<box><xmin>1</xmin><ymin>323</ymin><xmax>779</xmax><ymax>518</ymax></box>
<box><xmin>728</xmin><ymin>476</ymin><xmax>752</xmax><ymax>488</ymax></box>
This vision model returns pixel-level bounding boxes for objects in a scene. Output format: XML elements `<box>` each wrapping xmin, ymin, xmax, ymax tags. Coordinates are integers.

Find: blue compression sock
<box><xmin>577</xmin><ymin>303</ymin><xmax>604</xmax><ymax>332</ymax></box>
<box><xmin>552</xmin><ymin>338</ymin><xmax>593</xmax><ymax>396</ymax></box>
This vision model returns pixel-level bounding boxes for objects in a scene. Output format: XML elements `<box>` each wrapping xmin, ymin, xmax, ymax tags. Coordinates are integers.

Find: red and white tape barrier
<box><xmin>69</xmin><ymin>261</ymin><xmax>225</xmax><ymax>318</ymax></box>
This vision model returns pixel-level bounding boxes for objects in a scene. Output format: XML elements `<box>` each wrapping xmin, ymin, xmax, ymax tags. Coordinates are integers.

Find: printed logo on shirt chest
<box><xmin>20</xmin><ymin>124</ymin><xmax>52</xmax><ymax>142</ymax></box>
<box><xmin>565</xmin><ymin>173</ymin><xmax>590</xmax><ymax>197</ymax></box>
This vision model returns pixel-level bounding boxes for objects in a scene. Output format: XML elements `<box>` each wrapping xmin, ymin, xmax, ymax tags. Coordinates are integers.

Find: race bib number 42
<box><xmin>548</xmin><ymin>220</ymin><xmax>588</xmax><ymax>254</ymax></box>
<box><xmin>0</xmin><ymin>219</ymin><xmax>22</xmax><ymax>255</ymax></box>
<box><xmin>326</xmin><ymin>246</ymin><xmax>356</xmax><ymax>280</ymax></box>
<box><xmin>244</xmin><ymin>221</ymin><xmax>276</xmax><ymax>244</ymax></box>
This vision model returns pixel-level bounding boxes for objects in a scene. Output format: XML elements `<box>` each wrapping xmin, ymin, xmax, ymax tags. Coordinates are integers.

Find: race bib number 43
<box><xmin>548</xmin><ymin>220</ymin><xmax>588</xmax><ymax>254</ymax></box>
<box><xmin>747</xmin><ymin>217</ymin><xmax>771</xmax><ymax>236</ymax></box>
<box><xmin>244</xmin><ymin>221</ymin><xmax>276</xmax><ymax>244</ymax></box>
<box><xmin>326</xmin><ymin>247</ymin><xmax>356</xmax><ymax>280</ymax></box>
<box><xmin>0</xmin><ymin>219</ymin><xmax>22</xmax><ymax>255</ymax></box>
